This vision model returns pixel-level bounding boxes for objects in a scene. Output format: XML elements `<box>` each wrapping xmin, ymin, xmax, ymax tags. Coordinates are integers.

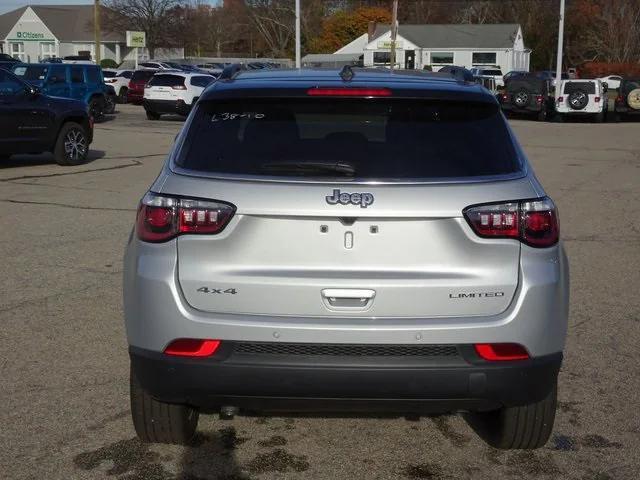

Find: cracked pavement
<box><xmin>1</xmin><ymin>105</ymin><xmax>639</xmax><ymax>480</ymax></box>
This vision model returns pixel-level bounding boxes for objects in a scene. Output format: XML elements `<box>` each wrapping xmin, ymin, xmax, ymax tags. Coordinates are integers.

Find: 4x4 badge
<box><xmin>326</xmin><ymin>189</ymin><xmax>374</xmax><ymax>208</ymax></box>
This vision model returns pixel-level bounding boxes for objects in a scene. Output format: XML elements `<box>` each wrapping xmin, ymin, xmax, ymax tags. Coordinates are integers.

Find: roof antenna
<box><xmin>340</xmin><ymin>65</ymin><xmax>354</xmax><ymax>81</ymax></box>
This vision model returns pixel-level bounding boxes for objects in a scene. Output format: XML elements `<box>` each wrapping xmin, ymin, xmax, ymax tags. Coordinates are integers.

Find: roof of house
<box><xmin>0</xmin><ymin>5</ymin><xmax>124</xmax><ymax>42</ymax></box>
<box><xmin>371</xmin><ymin>24</ymin><xmax>522</xmax><ymax>49</ymax></box>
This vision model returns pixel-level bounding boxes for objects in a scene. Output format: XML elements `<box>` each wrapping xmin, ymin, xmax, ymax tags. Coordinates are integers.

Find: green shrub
<box><xmin>100</xmin><ymin>59</ymin><xmax>119</xmax><ymax>69</ymax></box>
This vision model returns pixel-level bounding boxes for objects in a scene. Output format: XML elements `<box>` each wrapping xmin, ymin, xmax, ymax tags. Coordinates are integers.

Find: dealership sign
<box><xmin>11</xmin><ymin>31</ymin><xmax>52</xmax><ymax>41</ymax></box>
<box><xmin>126</xmin><ymin>31</ymin><xmax>146</xmax><ymax>48</ymax></box>
<box><xmin>377</xmin><ymin>40</ymin><xmax>404</xmax><ymax>49</ymax></box>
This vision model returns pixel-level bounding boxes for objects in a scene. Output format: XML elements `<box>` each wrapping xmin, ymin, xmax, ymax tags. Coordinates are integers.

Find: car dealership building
<box><xmin>0</xmin><ymin>4</ymin><xmax>182</xmax><ymax>63</ymax></box>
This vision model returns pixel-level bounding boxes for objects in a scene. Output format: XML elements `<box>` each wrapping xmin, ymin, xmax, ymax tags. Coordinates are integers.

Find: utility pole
<box><xmin>94</xmin><ymin>0</ymin><xmax>101</xmax><ymax>64</ymax></box>
<box><xmin>389</xmin><ymin>0</ymin><xmax>398</xmax><ymax>71</ymax></box>
<box><xmin>554</xmin><ymin>0</ymin><xmax>565</xmax><ymax>99</ymax></box>
<box><xmin>295</xmin><ymin>0</ymin><xmax>301</xmax><ymax>68</ymax></box>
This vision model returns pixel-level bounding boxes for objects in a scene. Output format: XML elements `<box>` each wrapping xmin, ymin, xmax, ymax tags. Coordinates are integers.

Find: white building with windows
<box><xmin>0</xmin><ymin>4</ymin><xmax>182</xmax><ymax>64</ymax></box>
<box><xmin>336</xmin><ymin>23</ymin><xmax>530</xmax><ymax>73</ymax></box>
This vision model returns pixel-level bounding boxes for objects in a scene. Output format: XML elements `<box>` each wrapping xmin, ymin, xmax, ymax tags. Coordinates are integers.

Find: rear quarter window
<box><xmin>132</xmin><ymin>70</ymin><xmax>155</xmax><ymax>82</ymax></box>
<box><xmin>176</xmin><ymin>97</ymin><xmax>520</xmax><ymax>181</ymax></box>
<box><xmin>191</xmin><ymin>76</ymin><xmax>214</xmax><ymax>88</ymax></box>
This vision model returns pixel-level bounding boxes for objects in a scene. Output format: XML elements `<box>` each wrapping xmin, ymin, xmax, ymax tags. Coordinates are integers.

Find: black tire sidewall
<box><xmin>54</xmin><ymin>122</ymin><xmax>89</xmax><ymax>166</ymax></box>
<box><xmin>568</xmin><ymin>90</ymin><xmax>588</xmax><ymax>110</ymax></box>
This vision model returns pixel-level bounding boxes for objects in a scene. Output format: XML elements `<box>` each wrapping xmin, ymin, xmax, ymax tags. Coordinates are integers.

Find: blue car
<box><xmin>11</xmin><ymin>63</ymin><xmax>107</xmax><ymax>118</ymax></box>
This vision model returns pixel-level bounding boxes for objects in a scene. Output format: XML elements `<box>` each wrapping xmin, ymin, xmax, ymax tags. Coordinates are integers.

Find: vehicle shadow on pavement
<box><xmin>0</xmin><ymin>150</ymin><xmax>106</xmax><ymax>169</ymax></box>
<box><xmin>73</xmin><ymin>429</ymin><xmax>248</xmax><ymax>480</ymax></box>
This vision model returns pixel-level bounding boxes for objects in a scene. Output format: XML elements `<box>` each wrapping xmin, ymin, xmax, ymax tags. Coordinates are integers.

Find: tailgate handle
<box><xmin>321</xmin><ymin>289</ymin><xmax>375</xmax><ymax>310</ymax></box>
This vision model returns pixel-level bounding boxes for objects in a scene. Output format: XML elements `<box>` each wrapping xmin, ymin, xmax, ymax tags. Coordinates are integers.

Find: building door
<box><xmin>404</xmin><ymin>50</ymin><xmax>416</xmax><ymax>70</ymax></box>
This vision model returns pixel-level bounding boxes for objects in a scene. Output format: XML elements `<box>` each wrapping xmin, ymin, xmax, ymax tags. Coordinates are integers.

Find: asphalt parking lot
<box><xmin>1</xmin><ymin>104</ymin><xmax>639</xmax><ymax>480</ymax></box>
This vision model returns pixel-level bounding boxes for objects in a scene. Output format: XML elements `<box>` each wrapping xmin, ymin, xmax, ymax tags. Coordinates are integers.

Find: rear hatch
<box><xmin>145</xmin><ymin>74</ymin><xmax>185</xmax><ymax>100</ymax></box>
<box><xmin>168</xmin><ymin>93</ymin><xmax>534</xmax><ymax>318</ymax></box>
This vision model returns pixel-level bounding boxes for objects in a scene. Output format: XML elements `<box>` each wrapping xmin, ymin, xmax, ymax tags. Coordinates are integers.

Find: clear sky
<box><xmin>0</xmin><ymin>1</ymin><xmax>221</xmax><ymax>15</ymax></box>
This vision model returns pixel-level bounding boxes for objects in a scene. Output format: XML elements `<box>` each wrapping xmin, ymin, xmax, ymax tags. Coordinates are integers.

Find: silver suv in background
<box><xmin>124</xmin><ymin>67</ymin><xmax>569</xmax><ymax>449</ymax></box>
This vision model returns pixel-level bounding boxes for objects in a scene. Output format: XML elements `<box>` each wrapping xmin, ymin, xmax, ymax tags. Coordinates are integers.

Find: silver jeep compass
<box><xmin>124</xmin><ymin>67</ymin><xmax>569</xmax><ymax>449</ymax></box>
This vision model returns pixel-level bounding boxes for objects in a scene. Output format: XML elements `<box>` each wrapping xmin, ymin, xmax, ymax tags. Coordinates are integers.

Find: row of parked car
<box><xmin>499</xmin><ymin>74</ymin><xmax>640</xmax><ymax>122</ymax></box>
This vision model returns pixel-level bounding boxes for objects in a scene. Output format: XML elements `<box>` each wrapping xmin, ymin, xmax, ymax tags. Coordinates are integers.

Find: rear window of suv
<box><xmin>131</xmin><ymin>70</ymin><xmax>155</xmax><ymax>82</ymax></box>
<box><xmin>177</xmin><ymin>98</ymin><xmax>520</xmax><ymax>180</ymax></box>
<box><xmin>148</xmin><ymin>74</ymin><xmax>185</xmax><ymax>87</ymax></box>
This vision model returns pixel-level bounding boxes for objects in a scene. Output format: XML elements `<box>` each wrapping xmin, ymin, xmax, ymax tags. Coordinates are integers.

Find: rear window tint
<box><xmin>564</xmin><ymin>82</ymin><xmax>596</xmax><ymax>94</ymax></box>
<box><xmin>87</xmin><ymin>67</ymin><xmax>100</xmax><ymax>83</ymax></box>
<box><xmin>191</xmin><ymin>75</ymin><xmax>214</xmax><ymax>87</ymax></box>
<box><xmin>131</xmin><ymin>70</ymin><xmax>155</xmax><ymax>82</ymax></box>
<box><xmin>176</xmin><ymin>98</ymin><xmax>520</xmax><ymax>180</ymax></box>
<box><xmin>148</xmin><ymin>74</ymin><xmax>184</xmax><ymax>87</ymax></box>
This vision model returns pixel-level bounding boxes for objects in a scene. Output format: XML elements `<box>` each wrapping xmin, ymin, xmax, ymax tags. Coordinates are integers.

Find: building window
<box><xmin>10</xmin><ymin>42</ymin><xmax>25</xmax><ymax>61</ymax></box>
<box><xmin>373</xmin><ymin>51</ymin><xmax>391</xmax><ymax>65</ymax></box>
<box><xmin>40</xmin><ymin>42</ymin><xmax>56</xmax><ymax>61</ymax></box>
<box><xmin>472</xmin><ymin>52</ymin><xmax>497</xmax><ymax>65</ymax></box>
<box><xmin>431</xmin><ymin>52</ymin><xmax>454</xmax><ymax>64</ymax></box>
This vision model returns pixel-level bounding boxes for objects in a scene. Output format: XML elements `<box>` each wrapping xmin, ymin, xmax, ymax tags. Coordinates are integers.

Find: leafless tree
<box><xmin>103</xmin><ymin>0</ymin><xmax>183</xmax><ymax>58</ymax></box>
<box><xmin>245</xmin><ymin>0</ymin><xmax>295</xmax><ymax>57</ymax></box>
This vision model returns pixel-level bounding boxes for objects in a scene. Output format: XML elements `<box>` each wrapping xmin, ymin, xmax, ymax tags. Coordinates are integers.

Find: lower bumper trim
<box><xmin>130</xmin><ymin>345</ymin><xmax>562</xmax><ymax>413</ymax></box>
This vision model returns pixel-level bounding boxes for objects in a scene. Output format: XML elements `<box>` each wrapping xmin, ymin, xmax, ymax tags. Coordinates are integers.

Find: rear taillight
<box><xmin>557</xmin><ymin>96</ymin><xmax>564</xmax><ymax>103</ymax></box>
<box><xmin>474</xmin><ymin>343</ymin><xmax>529</xmax><ymax>361</ymax></box>
<box><xmin>594</xmin><ymin>96</ymin><xmax>601</xmax><ymax>103</ymax></box>
<box><xmin>502</xmin><ymin>93</ymin><xmax>509</xmax><ymax>102</ymax></box>
<box><xmin>536</xmin><ymin>94</ymin><xmax>543</xmax><ymax>104</ymax></box>
<box><xmin>136</xmin><ymin>192</ymin><xmax>235</xmax><ymax>243</ymax></box>
<box><xmin>616</xmin><ymin>95</ymin><xmax>624</xmax><ymax>104</ymax></box>
<box><xmin>164</xmin><ymin>339</ymin><xmax>221</xmax><ymax>357</ymax></box>
<box><xmin>463</xmin><ymin>197</ymin><xmax>559</xmax><ymax>248</ymax></box>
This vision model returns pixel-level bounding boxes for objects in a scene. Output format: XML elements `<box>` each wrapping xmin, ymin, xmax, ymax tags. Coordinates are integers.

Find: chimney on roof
<box><xmin>368</xmin><ymin>21</ymin><xmax>376</xmax><ymax>43</ymax></box>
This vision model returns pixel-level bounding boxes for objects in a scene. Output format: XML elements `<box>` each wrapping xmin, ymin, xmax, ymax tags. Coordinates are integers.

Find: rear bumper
<box><xmin>501</xmin><ymin>104</ymin><xmax>543</xmax><ymax>114</ymax></box>
<box><xmin>130</xmin><ymin>345</ymin><xmax>561</xmax><ymax>412</ymax></box>
<box><xmin>127</xmin><ymin>91</ymin><xmax>144</xmax><ymax>104</ymax></box>
<box><xmin>143</xmin><ymin>99</ymin><xmax>190</xmax><ymax>116</ymax></box>
<box><xmin>614</xmin><ymin>106</ymin><xmax>640</xmax><ymax>115</ymax></box>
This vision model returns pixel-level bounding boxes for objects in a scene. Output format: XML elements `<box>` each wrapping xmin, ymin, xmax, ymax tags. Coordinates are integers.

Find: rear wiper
<box><xmin>261</xmin><ymin>161</ymin><xmax>356</xmax><ymax>176</ymax></box>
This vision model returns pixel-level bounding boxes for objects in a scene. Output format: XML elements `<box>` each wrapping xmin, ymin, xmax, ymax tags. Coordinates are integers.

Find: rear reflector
<box><xmin>164</xmin><ymin>339</ymin><xmax>221</xmax><ymax>357</ymax></box>
<box><xmin>307</xmin><ymin>87</ymin><xmax>391</xmax><ymax>97</ymax></box>
<box><xmin>474</xmin><ymin>343</ymin><xmax>529</xmax><ymax>361</ymax></box>
<box><xmin>136</xmin><ymin>192</ymin><xmax>235</xmax><ymax>242</ymax></box>
<box><xmin>594</xmin><ymin>96</ymin><xmax>601</xmax><ymax>103</ymax></box>
<box><xmin>463</xmin><ymin>197</ymin><xmax>559</xmax><ymax>248</ymax></box>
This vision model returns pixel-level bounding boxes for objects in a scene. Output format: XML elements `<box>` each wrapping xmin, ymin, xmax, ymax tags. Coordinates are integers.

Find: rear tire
<box><xmin>537</xmin><ymin>108</ymin><xmax>548</xmax><ymax>122</ymax></box>
<box><xmin>54</xmin><ymin>122</ymin><xmax>89</xmax><ymax>166</ymax></box>
<box><xmin>467</xmin><ymin>382</ymin><xmax>557</xmax><ymax>450</ymax></box>
<box><xmin>130</xmin><ymin>364</ymin><xmax>199</xmax><ymax>445</ymax></box>
<box><xmin>118</xmin><ymin>87</ymin><xmax>128</xmax><ymax>104</ymax></box>
<box><xmin>146</xmin><ymin>110</ymin><xmax>160</xmax><ymax>121</ymax></box>
<box><xmin>89</xmin><ymin>97</ymin><xmax>103</xmax><ymax>121</ymax></box>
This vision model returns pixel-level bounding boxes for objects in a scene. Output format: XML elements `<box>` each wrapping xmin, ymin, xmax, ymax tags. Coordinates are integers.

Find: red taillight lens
<box><xmin>136</xmin><ymin>193</ymin><xmax>235</xmax><ymax>243</ymax></box>
<box><xmin>520</xmin><ymin>198</ymin><xmax>559</xmax><ymax>247</ymax></box>
<box><xmin>536</xmin><ymin>94</ymin><xmax>543</xmax><ymax>104</ymax></box>
<box><xmin>475</xmin><ymin>343</ymin><xmax>529</xmax><ymax>361</ymax></box>
<box><xmin>502</xmin><ymin>93</ymin><xmax>509</xmax><ymax>102</ymax></box>
<box><xmin>557</xmin><ymin>96</ymin><xmax>564</xmax><ymax>103</ymax></box>
<box><xmin>616</xmin><ymin>95</ymin><xmax>624</xmax><ymax>103</ymax></box>
<box><xmin>463</xmin><ymin>197</ymin><xmax>559</xmax><ymax>248</ymax></box>
<box><xmin>594</xmin><ymin>96</ymin><xmax>601</xmax><ymax>103</ymax></box>
<box><xmin>307</xmin><ymin>87</ymin><xmax>392</xmax><ymax>97</ymax></box>
<box><xmin>164</xmin><ymin>339</ymin><xmax>221</xmax><ymax>357</ymax></box>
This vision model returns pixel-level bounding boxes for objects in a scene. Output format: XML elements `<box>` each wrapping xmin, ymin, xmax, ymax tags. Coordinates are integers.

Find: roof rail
<box><xmin>219</xmin><ymin>63</ymin><xmax>245</xmax><ymax>81</ymax></box>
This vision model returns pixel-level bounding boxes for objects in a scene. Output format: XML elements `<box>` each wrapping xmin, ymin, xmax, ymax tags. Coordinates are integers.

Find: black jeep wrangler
<box><xmin>501</xmin><ymin>75</ymin><xmax>553</xmax><ymax>121</ymax></box>
<box><xmin>613</xmin><ymin>78</ymin><xmax>640</xmax><ymax>121</ymax></box>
